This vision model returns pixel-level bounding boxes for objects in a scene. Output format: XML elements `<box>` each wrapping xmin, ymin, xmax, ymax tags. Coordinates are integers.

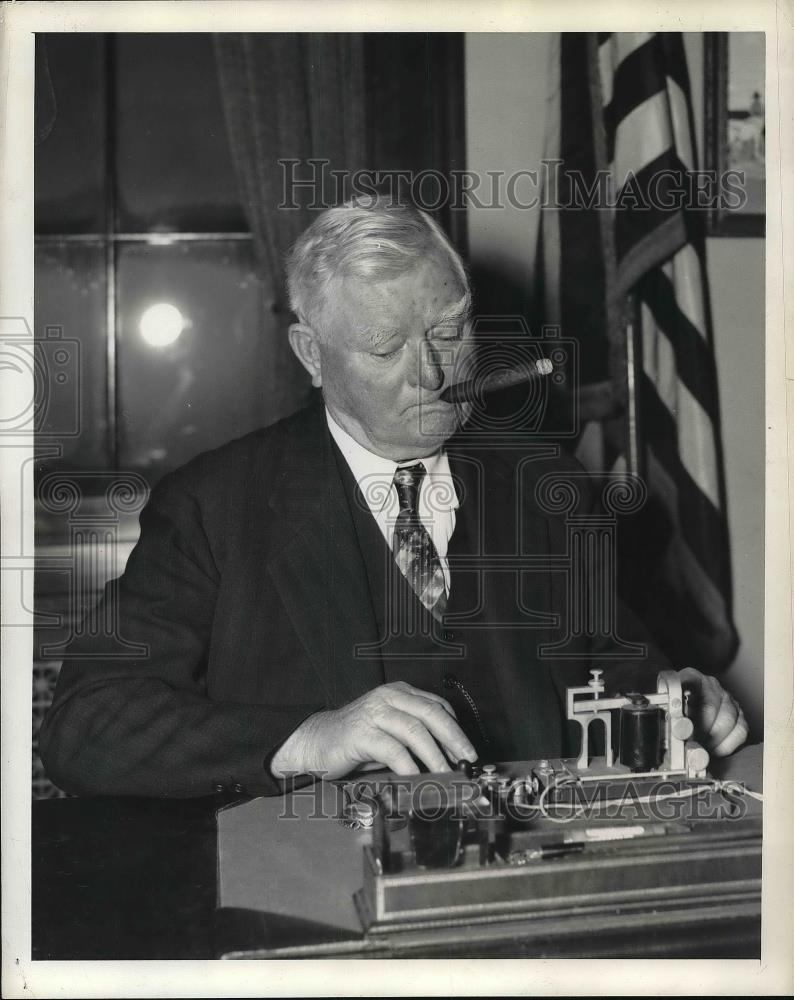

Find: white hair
<box><xmin>285</xmin><ymin>196</ymin><xmax>471</xmax><ymax>335</ymax></box>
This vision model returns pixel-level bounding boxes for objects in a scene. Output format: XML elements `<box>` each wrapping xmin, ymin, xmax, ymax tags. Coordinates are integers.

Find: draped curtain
<box><xmin>214</xmin><ymin>33</ymin><xmax>368</xmax><ymax>418</ymax></box>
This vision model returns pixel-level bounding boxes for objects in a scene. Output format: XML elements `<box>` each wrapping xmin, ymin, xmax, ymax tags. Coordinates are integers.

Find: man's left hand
<box><xmin>677</xmin><ymin>667</ymin><xmax>749</xmax><ymax>757</ymax></box>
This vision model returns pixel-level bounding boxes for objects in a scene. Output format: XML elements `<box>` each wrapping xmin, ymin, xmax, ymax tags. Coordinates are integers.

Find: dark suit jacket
<box><xmin>40</xmin><ymin>398</ymin><xmax>668</xmax><ymax>797</ymax></box>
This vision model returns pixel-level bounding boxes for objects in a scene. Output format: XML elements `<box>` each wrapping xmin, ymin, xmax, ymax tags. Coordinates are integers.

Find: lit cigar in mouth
<box><xmin>440</xmin><ymin>357</ymin><xmax>554</xmax><ymax>405</ymax></box>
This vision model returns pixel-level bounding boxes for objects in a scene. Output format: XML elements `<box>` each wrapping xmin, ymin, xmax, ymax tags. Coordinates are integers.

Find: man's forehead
<box><xmin>361</xmin><ymin>293</ymin><xmax>469</xmax><ymax>346</ymax></box>
<box><xmin>329</xmin><ymin>263</ymin><xmax>469</xmax><ymax>336</ymax></box>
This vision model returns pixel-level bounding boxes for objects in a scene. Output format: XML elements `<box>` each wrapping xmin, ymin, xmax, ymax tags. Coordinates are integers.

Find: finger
<box><xmin>386</xmin><ymin>689</ymin><xmax>477</xmax><ymax>762</ymax></box>
<box><xmin>439</xmin><ymin>742</ymin><xmax>476</xmax><ymax>767</ymax></box>
<box><xmin>711</xmin><ymin>723</ymin><xmax>749</xmax><ymax>757</ymax></box>
<box><xmin>365</xmin><ymin>730</ymin><xmax>424</xmax><ymax>776</ymax></box>
<box><xmin>408</xmin><ymin>692</ymin><xmax>462</xmax><ymax>733</ymax></box>
<box><xmin>378</xmin><ymin>708</ymin><xmax>451</xmax><ymax>773</ymax></box>
<box><xmin>706</xmin><ymin>688</ymin><xmax>737</xmax><ymax>736</ymax></box>
<box><xmin>711</xmin><ymin>714</ymin><xmax>750</xmax><ymax>757</ymax></box>
<box><xmin>677</xmin><ymin>666</ymin><xmax>705</xmax><ymax>688</ymax></box>
<box><xmin>705</xmin><ymin>689</ymin><xmax>740</xmax><ymax>748</ymax></box>
<box><xmin>386</xmin><ymin>682</ymin><xmax>458</xmax><ymax>719</ymax></box>
<box><xmin>404</xmin><ymin>698</ymin><xmax>479</xmax><ymax>765</ymax></box>
<box><xmin>414</xmin><ymin>691</ymin><xmax>459</xmax><ymax>720</ymax></box>
<box><xmin>693</xmin><ymin>676</ymin><xmax>726</xmax><ymax>737</ymax></box>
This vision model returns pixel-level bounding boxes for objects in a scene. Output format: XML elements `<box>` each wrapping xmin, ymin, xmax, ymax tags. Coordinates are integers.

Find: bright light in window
<box><xmin>139</xmin><ymin>303</ymin><xmax>186</xmax><ymax>347</ymax></box>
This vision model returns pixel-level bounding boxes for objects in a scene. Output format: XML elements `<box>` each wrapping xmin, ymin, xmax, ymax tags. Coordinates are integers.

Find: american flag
<box><xmin>537</xmin><ymin>32</ymin><xmax>738</xmax><ymax>671</ymax></box>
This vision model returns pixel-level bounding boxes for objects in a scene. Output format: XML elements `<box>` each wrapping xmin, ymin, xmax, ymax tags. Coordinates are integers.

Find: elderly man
<box><xmin>40</xmin><ymin>199</ymin><xmax>748</xmax><ymax>798</ymax></box>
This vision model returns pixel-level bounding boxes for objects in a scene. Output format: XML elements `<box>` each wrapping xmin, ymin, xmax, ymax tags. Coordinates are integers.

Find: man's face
<box><xmin>312</xmin><ymin>253</ymin><xmax>473</xmax><ymax>460</ymax></box>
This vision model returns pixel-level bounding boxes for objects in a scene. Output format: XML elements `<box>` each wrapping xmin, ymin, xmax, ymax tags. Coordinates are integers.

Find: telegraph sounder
<box><xmin>342</xmin><ymin>669</ymin><xmax>760</xmax><ymax>937</ymax></box>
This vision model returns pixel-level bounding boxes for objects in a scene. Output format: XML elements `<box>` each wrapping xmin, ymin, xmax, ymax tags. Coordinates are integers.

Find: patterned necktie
<box><xmin>392</xmin><ymin>463</ymin><xmax>448</xmax><ymax>621</ymax></box>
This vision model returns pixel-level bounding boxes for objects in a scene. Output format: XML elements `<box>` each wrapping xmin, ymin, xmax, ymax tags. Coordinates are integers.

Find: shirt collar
<box><xmin>325</xmin><ymin>407</ymin><xmax>459</xmax><ymax>514</ymax></box>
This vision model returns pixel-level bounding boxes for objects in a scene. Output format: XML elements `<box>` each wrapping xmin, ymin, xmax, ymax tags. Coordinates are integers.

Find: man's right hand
<box><xmin>269</xmin><ymin>680</ymin><xmax>477</xmax><ymax>779</ymax></box>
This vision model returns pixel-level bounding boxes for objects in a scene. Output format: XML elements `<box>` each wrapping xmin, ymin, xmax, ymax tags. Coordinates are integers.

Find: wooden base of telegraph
<box><xmin>348</xmin><ymin>671</ymin><xmax>761</xmax><ymax>952</ymax></box>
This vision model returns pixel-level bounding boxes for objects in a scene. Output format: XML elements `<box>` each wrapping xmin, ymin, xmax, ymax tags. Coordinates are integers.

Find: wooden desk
<box><xmin>32</xmin><ymin>749</ymin><xmax>762</xmax><ymax>960</ymax></box>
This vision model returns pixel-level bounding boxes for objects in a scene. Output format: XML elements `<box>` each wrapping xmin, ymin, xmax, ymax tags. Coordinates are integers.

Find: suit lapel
<box><xmin>265</xmin><ymin>401</ymin><xmax>384</xmax><ymax>708</ymax></box>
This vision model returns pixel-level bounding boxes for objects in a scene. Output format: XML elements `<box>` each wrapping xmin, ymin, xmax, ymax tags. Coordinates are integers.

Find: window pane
<box><xmin>35</xmin><ymin>35</ymin><xmax>106</xmax><ymax>234</ymax></box>
<box><xmin>116</xmin><ymin>240</ymin><xmax>310</xmax><ymax>482</ymax></box>
<box><xmin>34</xmin><ymin>242</ymin><xmax>109</xmax><ymax>471</ymax></box>
<box><xmin>727</xmin><ymin>32</ymin><xmax>765</xmax><ymax>217</ymax></box>
<box><xmin>114</xmin><ymin>35</ymin><xmax>247</xmax><ymax>233</ymax></box>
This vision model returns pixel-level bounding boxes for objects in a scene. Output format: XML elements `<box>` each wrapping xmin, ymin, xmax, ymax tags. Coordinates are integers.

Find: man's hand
<box><xmin>270</xmin><ymin>681</ymin><xmax>478</xmax><ymax>780</ymax></box>
<box><xmin>677</xmin><ymin>667</ymin><xmax>749</xmax><ymax>757</ymax></box>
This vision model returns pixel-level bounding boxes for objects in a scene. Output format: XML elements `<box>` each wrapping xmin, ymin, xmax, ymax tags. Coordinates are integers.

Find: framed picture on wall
<box><xmin>704</xmin><ymin>32</ymin><xmax>765</xmax><ymax>237</ymax></box>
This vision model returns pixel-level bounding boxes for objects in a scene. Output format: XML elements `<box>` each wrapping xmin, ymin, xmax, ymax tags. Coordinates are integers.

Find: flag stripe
<box><xmin>641</xmin><ymin>301</ymin><xmax>677</xmax><ymax>412</ymax></box>
<box><xmin>663</xmin><ymin>244</ymin><xmax>706</xmax><ymax>337</ymax></box>
<box><xmin>674</xmin><ymin>377</ymin><xmax>721</xmax><ymax>511</ymax></box>
<box><xmin>640</xmin><ymin>315</ymin><xmax>721</xmax><ymax>512</ymax></box>
<box><xmin>613</xmin><ymin>89</ymin><xmax>673</xmax><ymax>186</ymax></box>
<box><xmin>540</xmin><ymin>31</ymin><xmax>738</xmax><ymax>669</ymax></box>
<box><xmin>645</xmin><ymin>449</ymin><xmax>737</xmax><ymax>651</ymax></box>
<box><xmin>666</xmin><ymin>75</ymin><xmax>695</xmax><ymax>171</ymax></box>
<box><xmin>602</xmin><ymin>35</ymin><xmax>664</xmax><ymax>161</ymax></box>
<box><xmin>602</xmin><ymin>34</ymin><xmax>693</xmax><ymax>173</ymax></box>
<box><xmin>638</xmin><ymin>267</ymin><xmax>720</xmax><ymax>419</ymax></box>
<box><xmin>613</xmin><ymin>150</ymin><xmax>690</xmax><ymax>280</ymax></box>
<box><xmin>641</xmin><ymin>376</ymin><xmax>730</xmax><ymax>589</ymax></box>
<box><xmin>655</xmin><ymin>33</ymin><xmax>692</xmax><ymax>103</ymax></box>
<box><xmin>599</xmin><ymin>32</ymin><xmax>655</xmax><ymax>67</ymax></box>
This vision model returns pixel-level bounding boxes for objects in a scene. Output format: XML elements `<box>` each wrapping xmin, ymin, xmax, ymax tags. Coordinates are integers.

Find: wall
<box><xmin>465</xmin><ymin>33</ymin><xmax>765</xmax><ymax>735</ymax></box>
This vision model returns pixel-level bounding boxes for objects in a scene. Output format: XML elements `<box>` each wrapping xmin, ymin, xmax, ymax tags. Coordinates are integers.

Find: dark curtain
<box><xmin>214</xmin><ymin>33</ymin><xmax>368</xmax><ymax>418</ymax></box>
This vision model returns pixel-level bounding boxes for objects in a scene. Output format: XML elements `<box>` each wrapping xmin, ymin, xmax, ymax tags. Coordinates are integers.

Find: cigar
<box><xmin>440</xmin><ymin>357</ymin><xmax>554</xmax><ymax>405</ymax></box>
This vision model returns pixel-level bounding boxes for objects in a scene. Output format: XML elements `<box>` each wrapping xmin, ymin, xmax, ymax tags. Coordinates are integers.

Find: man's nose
<box><xmin>409</xmin><ymin>341</ymin><xmax>444</xmax><ymax>391</ymax></box>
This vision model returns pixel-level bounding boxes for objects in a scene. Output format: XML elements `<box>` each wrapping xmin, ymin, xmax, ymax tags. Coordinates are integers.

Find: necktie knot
<box><xmin>393</xmin><ymin>462</ymin><xmax>426</xmax><ymax>514</ymax></box>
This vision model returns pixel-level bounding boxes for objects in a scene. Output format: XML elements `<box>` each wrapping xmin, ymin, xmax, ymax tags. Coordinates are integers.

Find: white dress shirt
<box><xmin>325</xmin><ymin>408</ymin><xmax>459</xmax><ymax>593</ymax></box>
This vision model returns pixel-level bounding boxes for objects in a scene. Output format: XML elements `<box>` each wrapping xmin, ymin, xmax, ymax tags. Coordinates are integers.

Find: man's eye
<box><xmin>373</xmin><ymin>346</ymin><xmax>402</xmax><ymax>360</ymax></box>
<box><xmin>432</xmin><ymin>321</ymin><xmax>469</xmax><ymax>341</ymax></box>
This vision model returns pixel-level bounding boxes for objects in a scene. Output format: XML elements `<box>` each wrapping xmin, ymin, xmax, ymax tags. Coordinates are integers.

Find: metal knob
<box><xmin>672</xmin><ymin>716</ymin><xmax>695</xmax><ymax>741</ymax></box>
<box><xmin>588</xmin><ymin>668</ymin><xmax>605</xmax><ymax>696</ymax></box>
<box><xmin>686</xmin><ymin>743</ymin><xmax>710</xmax><ymax>776</ymax></box>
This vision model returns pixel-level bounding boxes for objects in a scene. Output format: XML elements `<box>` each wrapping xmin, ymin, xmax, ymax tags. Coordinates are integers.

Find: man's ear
<box><xmin>288</xmin><ymin>323</ymin><xmax>323</xmax><ymax>387</ymax></box>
